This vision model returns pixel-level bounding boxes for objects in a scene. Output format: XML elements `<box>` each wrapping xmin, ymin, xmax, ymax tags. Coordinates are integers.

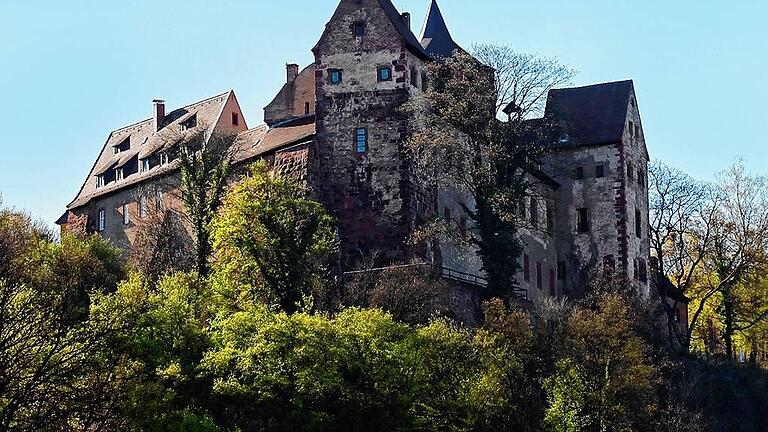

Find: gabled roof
<box><xmin>67</xmin><ymin>92</ymin><xmax>234</xmax><ymax>209</ymax></box>
<box><xmin>419</xmin><ymin>0</ymin><xmax>463</xmax><ymax>58</ymax></box>
<box><xmin>377</xmin><ymin>0</ymin><xmax>431</xmax><ymax>60</ymax></box>
<box><xmin>544</xmin><ymin>80</ymin><xmax>633</xmax><ymax>147</ymax></box>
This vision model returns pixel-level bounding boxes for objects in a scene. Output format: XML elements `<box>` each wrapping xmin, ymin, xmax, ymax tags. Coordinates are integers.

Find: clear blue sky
<box><xmin>1</xmin><ymin>0</ymin><xmax>766</xmax><ymax>226</ymax></box>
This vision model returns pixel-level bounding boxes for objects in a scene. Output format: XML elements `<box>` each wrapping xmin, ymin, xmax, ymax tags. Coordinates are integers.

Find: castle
<box><xmin>58</xmin><ymin>0</ymin><xmax>669</xmax><ymax>310</ymax></box>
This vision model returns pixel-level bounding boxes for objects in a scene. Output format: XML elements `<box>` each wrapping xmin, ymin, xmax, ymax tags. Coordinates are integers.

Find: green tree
<box><xmin>545</xmin><ymin>294</ymin><xmax>657</xmax><ymax>432</ymax></box>
<box><xmin>211</xmin><ymin>161</ymin><xmax>337</xmax><ymax>314</ymax></box>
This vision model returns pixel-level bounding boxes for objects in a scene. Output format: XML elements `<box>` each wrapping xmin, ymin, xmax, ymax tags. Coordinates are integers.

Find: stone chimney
<box><xmin>401</xmin><ymin>12</ymin><xmax>411</xmax><ymax>30</ymax></box>
<box><xmin>286</xmin><ymin>63</ymin><xmax>299</xmax><ymax>83</ymax></box>
<box><xmin>153</xmin><ymin>99</ymin><xmax>165</xmax><ymax>132</ymax></box>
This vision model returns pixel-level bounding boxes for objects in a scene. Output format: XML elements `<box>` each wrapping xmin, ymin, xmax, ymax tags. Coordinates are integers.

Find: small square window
<box><xmin>232</xmin><ymin>112</ymin><xmax>239</xmax><ymax>126</ymax></box>
<box><xmin>354</xmin><ymin>22</ymin><xmax>365</xmax><ymax>37</ymax></box>
<box><xmin>377</xmin><ymin>66</ymin><xmax>392</xmax><ymax>82</ymax></box>
<box><xmin>355</xmin><ymin>128</ymin><xmax>368</xmax><ymax>153</ymax></box>
<box><xmin>329</xmin><ymin>69</ymin><xmax>343</xmax><ymax>85</ymax></box>
<box><xmin>595</xmin><ymin>165</ymin><xmax>605</xmax><ymax>178</ymax></box>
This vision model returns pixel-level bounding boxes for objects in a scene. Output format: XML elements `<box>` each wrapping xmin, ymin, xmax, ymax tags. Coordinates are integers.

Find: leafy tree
<box><xmin>545</xmin><ymin>294</ymin><xmax>657</xmax><ymax>432</ymax></box>
<box><xmin>211</xmin><ymin>161</ymin><xmax>337</xmax><ymax>314</ymax></box>
<box><xmin>406</xmin><ymin>45</ymin><xmax>574</xmax><ymax>300</ymax></box>
<box><xmin>130</xmin><ymin>208</ymin><xmax>196</xmax><ymax>282</ymax></box>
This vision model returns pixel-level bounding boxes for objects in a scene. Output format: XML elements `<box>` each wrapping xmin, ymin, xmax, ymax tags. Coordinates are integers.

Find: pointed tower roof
<box><xmin>419</xmin><ymin>0</ymin><xmax>462</xmax><ymax>58</ymax></box>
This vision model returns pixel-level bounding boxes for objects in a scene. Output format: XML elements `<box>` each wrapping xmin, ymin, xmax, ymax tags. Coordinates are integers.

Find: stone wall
<box><xmin>311</xmin><ymin>0</ymin><xmax>433</xmax><ymax>268</ymax></box>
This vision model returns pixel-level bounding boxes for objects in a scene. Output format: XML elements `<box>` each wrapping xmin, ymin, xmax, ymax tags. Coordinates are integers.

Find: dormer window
<box><xmin>353</xmin><ymin>22</ymin><xmax>365</xmax><ymax>38</ymax></box>
<box><xmin>96</xmin><ymin>175</ymin><xmax>105</xmax><ymax>188</ymax></box>
<box><xmin>115</xmin><ymin>168</ymin><xmax>124</xmax><ymax>181</ymax></box>
<box><xmin>232</xmin><ymin>112</ymin><xmax>239</xmax><ymax>126</ymax></box>
<box><xmin>159</xmin><ymin>152</ymin><xmax>169</xmax><ymax>166</ymax></box>
<box><xmin>180</xmin><ymin>114</ymin><xmax>197</xmax><ymax>131</ymax></box>
<box><xmin>141</xmin><ymin>159</ymin><xmax>150</xmax><ymax>172</ymax></box>
<box><xmin>113</xmin><ymin>137</ymin><xmax>130</xmax><ymax>155</ymax></box>
<box><xmin>377</xmin><ymin>66</ymin><xmax>392</xmax><ymax>82</ymax></box>
<box><xmin>329</xmin><ymin>69</ymin><xmax>343</xmax><ymax>85</ymax></box>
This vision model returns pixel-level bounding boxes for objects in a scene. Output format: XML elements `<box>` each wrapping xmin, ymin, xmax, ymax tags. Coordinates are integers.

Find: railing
<box><xmin>343</xmin><ymin>263</ymin><xmax>528</xmax><ymax>301</ymax></box>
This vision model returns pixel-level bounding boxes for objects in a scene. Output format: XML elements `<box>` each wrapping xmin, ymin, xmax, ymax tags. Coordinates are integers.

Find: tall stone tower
<box><xmin>311</xmin><ymin>0</ymin><xmax>433</xmax><ymax>267</ymax></box>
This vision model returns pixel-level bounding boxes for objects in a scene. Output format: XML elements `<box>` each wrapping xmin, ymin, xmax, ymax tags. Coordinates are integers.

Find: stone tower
<box><xmin>311</xmin><ymin>0</ymin><xmax>434</xmax><ymax>267</ymax></box>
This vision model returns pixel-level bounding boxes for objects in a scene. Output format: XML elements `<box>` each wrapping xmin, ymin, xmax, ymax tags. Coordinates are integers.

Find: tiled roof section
<box><xmin>419</xmin><ymin>0</ymin><xmax>462</xmax><ymax>58</ymax></box>
<box><xmin>544</xmin><ymin>80</ymin><xmax>633</xmax><ymax>147</ymax></box>
<box><xmin>377</xmin><ymin>0</ymin><xmax>431</xmax><ymax>60</ymax></box>
<box><xmin>239</xmin><ymin>116</ymin><xmax>316</xmax><ymax>162</ymax></box>
<box><xmin>67</xmin><ymin>92</ymin><xmax>231</xmax><ymax>209</ymax></box>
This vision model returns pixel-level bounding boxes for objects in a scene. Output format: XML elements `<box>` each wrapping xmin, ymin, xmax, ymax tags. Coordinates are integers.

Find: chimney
<box><xmin>153</xmin><ymin>99</ymin><xmax>165</xmax><ymax>132</ymax></box>
<box><xmin>401</xmin><ymin>12</ymin><xmax>411</xmax><ymax>30</ymax></box>
<box><xmin>286</xmin><ymin>63</ymin><xmax>299</xmax><ymax>83</ymax></box>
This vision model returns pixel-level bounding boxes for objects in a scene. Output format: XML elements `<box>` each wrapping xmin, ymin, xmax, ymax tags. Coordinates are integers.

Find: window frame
<box><xmin>377</xmin><ymin>66</ymin><xmax>393</xmax><ymax>82</ymax></box>
<box><xmin>115</xmin><ymin>168</ymin><xmax>124</xmax><ymax>181</ymax></box>
<box><xmin>232</xmin><ymin>112</ymin><xmax>239</xmax><ymax>126</ymax></box>
<box><xmin>97</xmin><ymin>209</ymin><xmax>106</xmax><ymax>232</ymax></box>
<box><xmin>354</xmin><ymin>127</ymin><xmax>368</xmax><ymax>154</ymax></box>
<box><xmin>595</xmin><ymin>164</ymin><xmax>605</xmax><ymax>178</ymax></box>
<box><xmin>353</xmin><ymin>21</ymin><xmax>366</xmax><ymax>38</ymax></box>
<box><xmin>122</xmin><ymin>203</ymin><xmax>130</xmax><ymax>225</ymax></box>
<box><xmin>577</xmin><ymin>208</ymin><xmax>590</xmax><ymax>233</ymax></box>
<box><xmin>328</xmin><ymin>69</ymin><xmax>343</xmax><ymax>85</ymax></box>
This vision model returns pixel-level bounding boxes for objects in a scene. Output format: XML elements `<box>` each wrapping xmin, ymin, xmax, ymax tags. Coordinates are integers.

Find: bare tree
<box><xmin>648</xmin><ymin>161</ymin><xmax>717</xmax><ymax>349</ymax></box>
<box><xmin>129</xmin><ymin>208</ymin><xmax>195</xmax><ymax>282</ymax></box>
<box><xmin>406</xmin><ymin>45</ymin><xmax>575</xmax><ymax>300</ymax></box>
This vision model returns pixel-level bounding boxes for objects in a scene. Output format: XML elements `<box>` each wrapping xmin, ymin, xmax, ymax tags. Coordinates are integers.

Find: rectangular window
<box><xmin>354</xmin><ymin>22</ymin><xmax>365</xmax><ymax>37</ymax></box>
<box><xmin>627</xmin><ymin>161</ymin><xmax>634</xmax><ymax>181</ymax></box>
<box><xmin>329</xmin><ymin>69</ymin><xmax>343</xmax><ymax>85</ymax></box>
<box><xmin>530</xmin><ymin>197</ymin><xmax>538</xmax><ymax>228</ymax></box>
<box><xmin>635</xmin><ymin>209</ymin><xmax>642</xmax><ymax>238</ymax></box>
<box><xmin>557</xmin><ymin>261</ymin><xmax>566</xmax><ymax>280</ymax></box>
<box><xmin>355</xmin><ymin>128</ymin><xmax>368</xmax><ymax>153</ymax></box>
<box><xmin>410</xmin><ymin>66</ymin><xmax>418</xmax><ymax>87</ymax></box>
<box><xmin>377</xmin><ymin>66</ymin><xmax>392</xmax><ymax>82</ymax></box>
<box><xmin>549</xmin><ymin>268</ymin><xmax>556</xmax><ymax>296</ymax></box>
<box><xmin>546</xmin><ymin>203</ymin><xmax>554</xmax><ymax>233</ymax></box>
<box><xmin>574</xmin><ymin>166</ymin><xmax>584</xmax><ymax>180</ymax></box>
<box><xmin>577</xmin><ymin>208</ymin><xmax>590</xmax><ymax>232</ymax></box>
<box><xmin>96</xmin><ymin>175</ymin><xmax>105</xmax><ymax>188</ymax></box>
<box><xmin>523</xmin><ymin>254</ymin><xmax>530</xmax><ymax>282</ymax></box>
<box><xmin>159</xmin><ymin>152</ymin><xmax>169</xmax><ymax>166</ymax></box>
<box><xmin>536</xmin><ymin>262</ymin><xmax>543</xmax><ymax>290</ymax></box>
<box><xmin>115</xmin><ymin>168</ymin><xmax>124</xmax><ymax>181</ymax></box>
<box><xmin>98</xmin><ymin>209</ymin><xmax>105</xmax><ymax>232</ymax></box>
<box><xmin>595</xmin><ymin>165</ymin><xmax>605</xmax><ymax>178</ymax></box>
<box><xmin>141</xmin><ymin>159</ymin><xmax>150</xmax><ymax>172</ymax></box>
<box><xmin>232</xmin><ymin>112</ymin><xmax>239</xmax><ymax>126</ymax></box>
<box><xmin>305</xmin><ymin>101</ymin><xmax>311</xmax><ymax>114</ymax></box>
<box><xmin>628</xmin><ymin>121</ymin><xmax>635</xmax><ymax>137</ymax></box>
<box><xmin>123</xmin><ymin>203</ymin><xmax>130</xmax><ymax>225</ymax></box>
<box><xmin>139</xmin><ymin>196</ymin><xmax>147</xmax><ymax>218</ymax></box>
<box><xmin>639</xmin><ymin>259</ymin><xmax>648</xmax><ymax>284</ymax></box>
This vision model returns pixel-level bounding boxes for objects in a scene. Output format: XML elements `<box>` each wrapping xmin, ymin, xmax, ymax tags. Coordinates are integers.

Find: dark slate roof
<box><xmin>419</xmin><ymin>0</ymin><xmax>462</xmax><ymax>58</ymax></box>
<box><xmin>544</xmin><ymin>80</ymin><xmax>633</xmax><ymax>147</ymax></box>
<box><xmin>378</xmin><ymin>0</ymin><xmax>431</xmax><ymax>60</ymax></box>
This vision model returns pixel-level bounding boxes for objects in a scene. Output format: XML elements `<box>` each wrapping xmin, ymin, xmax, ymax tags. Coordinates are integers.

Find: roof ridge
<box><xmin>109</xmin><ymin>91</ymin><xmax>231</xmax><ymax>134</ymax></box>
<box><xmin>551</xmin><ymin>80</ymin><xmax>633</xmax><ymax>92</ymax></box>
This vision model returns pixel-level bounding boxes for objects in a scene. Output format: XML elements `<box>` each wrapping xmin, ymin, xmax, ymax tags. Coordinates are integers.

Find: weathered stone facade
<box><xmin>60</xmin><ymin>0</ymin><xmax>654</xmax><ymax>305</ymax></box>
<box><xmin>311</xmin><ymin>0</ymin><xmax>433</xmax><ymax>265</ymax></box>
